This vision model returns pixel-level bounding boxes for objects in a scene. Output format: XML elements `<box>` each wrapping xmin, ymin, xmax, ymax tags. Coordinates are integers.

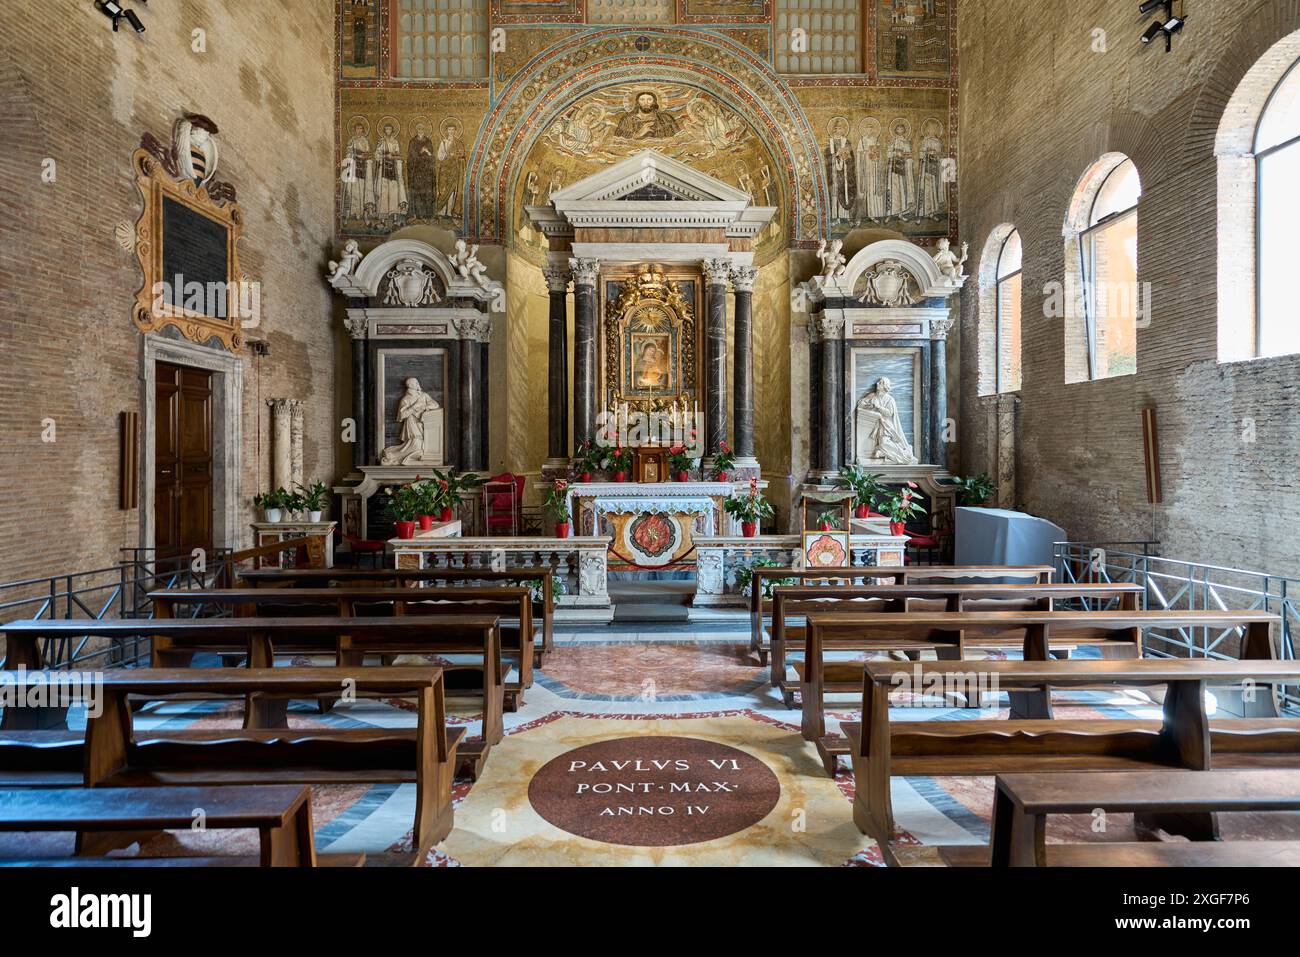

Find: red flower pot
<box><xmin>741</xmin><ymin>521</ymin><xmax>758</xmax><ymax>538</ymax></box>
<box><xmin>676</xmin><ymin>471</ymin><xmax>689</xmax><ymax>482</ymax></box>
<box><xmin>854</xmin><ymin>504</ymin><xmax>870</xmax><ymax>519</ymax></box>
<box><xmin>579</xmin><ymin>472</ymin><xmax>592</xmax><ymax>483</ymax></box>
<box><xmin>394</xmin><ymin>520</ymin><xmax>416</xmax><ymax>540</ymax></box>
<box><xmin>417</xmin><ymin>515</ymin><xmax>433</xmax><ymax>531</ymax></box>
<box><xmin>439</xmin><ymin>506</ymin><xmax>454</xmax><ymax>523</ymax></box>
<box><xmin>555</xmin><ymin>522</ymin><xmax>571</xmax><ymax>539</ymax></box>
<box><xmin>819</xmin><ymin>522</ymin><xmax>832</xmax><ymax>532</ymax></box>
<box><xmin>889</xmin><ymin>521</ymin><xmax>906</xmax><ymax>536</ymax></box>
<box><xmin>613</xmin><ymin>471</ymin><xmax>627</xmax><ymax>482</ymax></box>
<box><xmin>716</xmin><ymin>471</ymin><xmax>728</xmax><ymax>482</ymax></box>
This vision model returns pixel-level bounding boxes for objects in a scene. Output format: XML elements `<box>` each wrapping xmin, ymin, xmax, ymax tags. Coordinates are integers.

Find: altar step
<box><xmin>610</xmin><ymin>580</ymin><xmax>693</xmax><ymax>623</ymax></box>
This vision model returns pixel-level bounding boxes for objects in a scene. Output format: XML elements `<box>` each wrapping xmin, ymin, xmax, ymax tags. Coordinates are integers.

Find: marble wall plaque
<box><xmin>851</xmin><ymin>347</ymin><xmax>920</xmax><ymax>449</ymax></box>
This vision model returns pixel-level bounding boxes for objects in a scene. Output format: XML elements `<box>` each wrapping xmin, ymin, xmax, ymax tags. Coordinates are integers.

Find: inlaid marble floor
<box><xmin>8</xmin><ymin>618</ymin><xmax>1299</xmax><ymax>866</ymax></box>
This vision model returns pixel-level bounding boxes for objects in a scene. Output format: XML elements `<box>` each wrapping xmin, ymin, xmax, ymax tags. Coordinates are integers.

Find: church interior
<box><xmin>2</xmin><ymin>0</ymin><xmax>1300</xmax><ymax>893</ymax></box>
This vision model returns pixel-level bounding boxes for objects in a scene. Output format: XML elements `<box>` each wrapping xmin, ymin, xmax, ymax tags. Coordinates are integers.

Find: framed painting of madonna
<box><xmin>601</xmin><ymin>263</ymin><xmax>701</xmax><ymax>413</ymax></box>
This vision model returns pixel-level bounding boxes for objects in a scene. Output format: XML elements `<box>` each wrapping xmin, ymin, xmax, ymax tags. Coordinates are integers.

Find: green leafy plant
<box><xmin>711</xmin><ymin>441</ymin><xmax>736</xmax><ymax>476</ymax></box>
<box><xmin>297</xmin><ymin>480</ymin><xmax>328</xmax><ymax>512</ymax></box>
<box><xmin>573</xmin><ymin>440</ymin><xmax>606</xmax><ymax>476</ymax></box>
<box><xmin>522</xmin><ymin>574</ymin><xmax>568</xmax><ymax>603</ymax></box>
<box><xmin>383</xmin><ymin>483</ymin><xmax>422</xmax><ymax>522</ymax></box>
<box><xmin>667</xmin><ymin>443</ymin><xmax>698</xmax><ymax>476</ymax></box>
<box><xmin>543</xmin><ymin>479</ymin><xmax>572</xmax><ymax>523</ymax></box>
<box><xmin>816</xmin><ymin>509</ymin><xmax>841</xmax><ymax>530</ymax></box>
<box><xmin>723</xmin><ymin>479</ymin><xmax>775</xmax><ymax>525</ymax></box>
<box><xmin>736</xmin><ymin>557</ymin><xmax>795</xmax><ymax>598</ymax></box>
<box><xmin>606</xmin><ymin>446</ymin><xmax>633</xmax><ymax>474</ymax></box>
<box><xmin>836</xmin><ymin>465</ymin><xmax>887</xmax><ymax>510</ymax></box>
<box><xmin>879</xmin><ymin>483</ymin><xmax>927</xmax><ymax>523</ymax></box>
<box><xmin>952</xmin><ymin>472</ymin><xmax>996</xmax><ymax>506</ymax></box>
<box><xmin>253</xmin><ymin>490</ymin><xmax>279</xmax><ymax>511</ymax></box>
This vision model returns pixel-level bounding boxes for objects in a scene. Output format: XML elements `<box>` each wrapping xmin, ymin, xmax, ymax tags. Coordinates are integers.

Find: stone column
<box><xmin>290</xmin><ymin>400</ymin><xmax>305</xmax><ymax>488</ymax></box>
<box><xmin>929</xmin><ymin>316</ymin><xmax>954</xmax><ymax>469</ymax></box>
<box><xmin>455</xmin><ymin>315</ymin><xmax>491</xmax><ymax>471</ymax></box>
<box><xmin>569</xmin><ymin>258</ymin><xmax>600</xmax><ymax>451</ymax></box>
<box><xmin>702</xmin><ymin>257</ymin><xmax>732</xmax><ymax>456</ymax></box>
<box><xmin>814</xmin><ymin>314</ymin><xmax>844</xmax><ymax>476</ymax></box>
<box><xmin>543</xmin><ymin>265</ymin><xmax>571</xmax><ymax>466</ymax></box>
<box><xmin>730</xmin><ymin>265</ymin><xmax>757</xmax><ymax>465</ymax></box>
<box><xmin>267</xmin><ymin>398</ymin><xmax>295</xmax><ymax>490</ymax></box>
<box><xmin>344</xmin><ymin>315</ymin><xmax>368</xmax><ymax>467</ymax></box>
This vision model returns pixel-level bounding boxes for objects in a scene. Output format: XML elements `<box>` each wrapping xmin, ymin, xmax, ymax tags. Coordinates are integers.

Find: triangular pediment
<box><xmin>550</xmin><ymin>150</ymin><xmax>752</xmax><ymax>205</ymax></box>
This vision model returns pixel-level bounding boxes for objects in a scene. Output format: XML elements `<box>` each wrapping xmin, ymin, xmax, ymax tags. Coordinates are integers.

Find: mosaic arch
<box><xmin>466</xmin><ymin>27</ymin><xmax>829</xmax><ymax>246</ymax></box>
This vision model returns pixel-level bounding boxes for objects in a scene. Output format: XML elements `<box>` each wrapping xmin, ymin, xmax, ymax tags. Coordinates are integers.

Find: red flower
<box><xmin>555</xmin><ymin>480</ymin><xmax>569</xmax><ymax>491</ymax></box>
<box><xmin>906</xmin><ymin>481</ymin><xmax>919</xmax><ymax>489</ymax></box>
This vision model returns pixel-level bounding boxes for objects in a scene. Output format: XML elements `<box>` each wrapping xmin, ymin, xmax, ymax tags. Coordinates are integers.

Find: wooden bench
<box><xmin>4</xmin><ymin>616</ymin><xmax>501</xmax><ymax>780</ymax></box>
<box><xmin>0</xmin><ymin>784</ymin><xmax>363</xmax><ymax>866</ymax></box>
<box><xmin>0</xmin><ymin>667</ymin><xmax>461</xmax><ymax>863</ymax></box>
<box><xmin>749</xmin><ymin>564</ymin><xmax>1055</xmax><ymax>664</ymax></box>
<box><xmin>238</xmin><ymin>567</ymin><xmax>556</xmax><ymax>662</ymax></box>
<box><xmin>154</xmin><ymin>585</ymin><xmax>534</xmax><ymax>711</ymax></box>
<box><xmin>805</xmin><ymin>608</ymin><xmax>1279</xmax><ymax>775</ymax></box>
<box><xmin>980</xmin><ymin>769</ymin><xmax>1300</xmax><ymax>867</ymax></box>
<box><xmin>845</xmin><ymin>657</ymin><xmax>1300</xmax><ymax>863</ymax></box>
<box><xmin>768</xmin><ymin>582</ymin><xmax>1143</xmax><ymax>703</ymax></box>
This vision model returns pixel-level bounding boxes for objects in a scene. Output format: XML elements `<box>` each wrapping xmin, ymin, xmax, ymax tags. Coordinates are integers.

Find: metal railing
<box><xmin>1055</xmin><ymin>541</ymin><xmax>1299</xmax><ymax>713</ymax></box>
<box><xmin>0</xmin><ymin>548</ymin><xmax>234</xmax><ymax>670</ymax></box>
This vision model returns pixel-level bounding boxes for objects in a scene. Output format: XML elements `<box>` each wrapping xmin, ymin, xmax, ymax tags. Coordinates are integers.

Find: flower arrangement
<box><xmin>573</xmin><ymin>440</ymin><xmax>606</xmax><ymax>480</ymax></box>
<box><xmin>836</xmin><ymin>465</ymin><xmax>887</xmax><ymax>514</ymax></box>
<box><xmin>544</xmin><ymin>479</ymin><xmax>572</xmax><ymax>537</ymax></box>
<box><xmin>383</xmin><ymin>483</ymin><xmax>422</xmax><ymax>522</ymax></box>
<box><xmin>879</xmin><ymin>482</ymin><xmax>926</xmax><ymax>533</ymax></box>
<box><xmin>712</xmin><ymin>441</ymin><xmax>736</xmax><ymax>480</ymax></box>
<box><xmin>952</xmin><ymin>472</ymin><xmax>996</xmax><ymax>507</ymax></box>
<box><xmin>724</xmin><ymin>478</ymin><xmax>774</xmax><ymax>535</ymax></box>
<box><xmin>522</xmin><ymin>574</ymin><xmax>568</xmax><ymax>604</ymax></box>
<box><xmin>667</xmin><ymin>444</ymin><xmax>697</xmax><ymax>479</ymax></box>
<box><xmin>607</xmin><ymin>446</ymin><xmax>632</xmax><ymax>479</ymax></box>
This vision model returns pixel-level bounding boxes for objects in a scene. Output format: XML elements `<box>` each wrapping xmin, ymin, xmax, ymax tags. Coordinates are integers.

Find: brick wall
<box><xmin>0</xmin><ymin>1</ymin><xmax>337</xmax><ymax>586</ymax></box>
<box><xmin>957</xmin><ymin>0</ymin><xmax>1300</xmax><ymax>577</ymax></box>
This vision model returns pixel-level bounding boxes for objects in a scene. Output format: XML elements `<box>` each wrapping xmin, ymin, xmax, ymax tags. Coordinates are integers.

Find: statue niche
<box><xmin>380</xmin><ymin>377</ymin><xmax>445</xmax><ymax>466</ymax></box>
<box><xmin>855</xmin><ymin>376</ymin><xmax>917</xmax><ymax>466</ymax></box>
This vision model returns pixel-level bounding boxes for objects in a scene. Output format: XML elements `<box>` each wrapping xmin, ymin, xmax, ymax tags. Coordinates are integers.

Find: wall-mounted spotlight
<box><xmin>95</xmin><ymin>0</ymin><xmax>146</xmax><ymax>33</ymax></box>
<box><xmin>1139</xmin><ymin>0</ymin><xmax>1184</xmax><ymax>53</ymax></box>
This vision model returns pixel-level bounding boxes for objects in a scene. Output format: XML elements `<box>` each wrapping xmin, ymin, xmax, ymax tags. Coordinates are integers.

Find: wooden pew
<box><xmin>1</xmin><ymin>617</ymin><xmax>502</xmax><ymax>780</ymax></box>
<box><xmin>845</xmin><ymin>657</ymin><xmax>1300</xmax><ymax>863</ymax></box>
<box><xmin>0</xmin><ymin>784</ymin><xmax>365</xmax><ymax>866</ymax></box>
<box><xmin>976</xmin><ymin>769</ymin><xmax>1300</xmax><ymax>867</ymax></box>
<box><xmin>749</xmin><ymin>564</ymin><xmax>1055</xmax><ymax>664</ymax></box>
<box><xmin>153</xmin><ymin>585</ymin><xmax>533</xmax><ymax>711</ymax></box>
<box><xmin>768</xmin><ymin>582</ymin><xmax>1143</xmax><ymax>703</ymax></box>
<box><xmin>806</xmin><ymin>608</ymin><xmax>1279</xmax><ymax>775</ymax></box>
<box><xmin>0</xmin><ymin>667</ymin><xmax>460</xmax><ymax>863</ymax></box>
<box><xmin>238</xmin><ymin>567</ymin><xmax>556</xmax><ymax>662</ymax></box>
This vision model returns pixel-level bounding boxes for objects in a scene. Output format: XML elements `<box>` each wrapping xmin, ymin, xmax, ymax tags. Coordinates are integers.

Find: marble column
<box><xmin>344</xmin><ymin>315</ymin><xmax>368</xmax><ymax>467</ymax></box>
<box><xmin>730</xmin><ymin>265</ymin><xmax>757</xmax><ymax>464</ymax></box>
<box><xmin>814</xmin><ymin>314</ymin><xmax>844</xmax><ymax>475</ymax></box>
<box><xmin>290</xmin><ymin>400</ymin><xmax>305</xmax><ymax>488</ymax></box>
<box><xmin>929</xmin><ymin>317</ymin><xmax>954</xmax><ymax>469</ymax></box>
<box><xmin>267</xmin><ymin>398</ymin><xmax>296</xmax><ymax>490</ymax></box>
<box><xmin>569</xmin><ymin>258</ymin><xmax>600</xmax><ymax>451</ymax></box>
<box><xmin>543</xmin><ymin>265</ymin><xmax>571</xmax><ymax>465</ymax></box>
<box><xmin>455</xmin><ymin>315</ymin><xmax>491</xmax><ymax>471</ymax></box>
<box><xmin>702</xmin><ymin>257</ymin><xmax>732</xmax><ymax>456</ymax></box>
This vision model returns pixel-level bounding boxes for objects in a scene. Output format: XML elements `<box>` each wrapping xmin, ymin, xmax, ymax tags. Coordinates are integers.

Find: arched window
<box><xmin>994</xmin><ymin>229</ymin><xmax>1022</xmax><ymax>393</ymax></box>
<box><xmin>1063</xmin><ymin>154</ymin><xmax>1141</xmax><ymax>383</ymax></box>
<box><xmin>1256</xmin><ymin>60</ymin><xmax>1300</xmax><ymax>358</ymax></box>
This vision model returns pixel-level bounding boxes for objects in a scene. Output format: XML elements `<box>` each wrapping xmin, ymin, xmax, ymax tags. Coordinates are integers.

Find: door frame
<box><xmin>140</xmin><ymin>335</ymin><xmax>243</xmax><ymax>555</ymax></box>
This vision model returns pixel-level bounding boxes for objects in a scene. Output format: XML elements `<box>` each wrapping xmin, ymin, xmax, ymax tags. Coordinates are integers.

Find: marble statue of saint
<box><xmin>380</xmin><ymin>378</ymin><xmax>444</xmax><ymax>466</ymax></box>
<box><xmin>856</xmin><ymin>376</ymin><xmax>918</xmax><ymax>465</ymax></box>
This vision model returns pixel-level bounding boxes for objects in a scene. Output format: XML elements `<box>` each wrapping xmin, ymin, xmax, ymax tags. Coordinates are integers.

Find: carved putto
<box><xmin>382</xmin><ymin>258</ymin><xmax>442</xmax><ymax>306</ymax></box>
<box><xmin>932</xmin><ymin>238</ymin><xmax>969</xmax><ymax>281</ymax></box>
<box><xmin>451</xmin><ymin>238</ymin><xmax>491</xmax><ymax>288</ymax></box>
<box><xmin>858</xmin><ymin>261</ymin><xmax>917</xmax><ymax>307</ymax></box>
<box><xmin>327</xmin><ymin>240</ymin><xmax>363</xmax><ymax>280</ymax></box>
<box><xmin>816</xmin><ymin>238</ymin><xmax>847</xmax><ymax>280</ymax></box>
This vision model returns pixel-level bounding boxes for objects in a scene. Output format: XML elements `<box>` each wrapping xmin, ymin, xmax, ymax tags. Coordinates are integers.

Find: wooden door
<box><xmin>154</xmin><ymin>362</ymin><xmax>213</xmax><ymax>558</ymax></box>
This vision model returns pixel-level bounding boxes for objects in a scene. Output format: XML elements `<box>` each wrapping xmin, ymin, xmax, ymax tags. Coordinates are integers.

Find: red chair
<box><xmin>343</xmin><ymin>532</ymin><xmax>387</xmax><ymax>569</ymax></box>
<box><xmin>905</xmin><ymin>529</ymin><xmax>952</xmax><ymax>565</ymax></box>
<box><xmin>483</xmin><ymin>472</ymin><xmax>527</xmax><ymax>536</ymax></box>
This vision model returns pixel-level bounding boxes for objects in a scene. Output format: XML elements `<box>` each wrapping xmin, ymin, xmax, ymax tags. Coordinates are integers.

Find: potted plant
<box><xmin>607</xmin><ymin>446</ymin><xmax>632</xmax><ymax>482</ymax></box>
<box><xmin>427</xmin><ymin>468</ymin><xmax>480</xmax><ymax>523</ymax></box>
<box><xmin>724</xmin><ymin>479</ymin><xmax>774</xmax><ymax>538</ymax></box>
<box><xmin>254</xmin><ymin>489</ymin><xmax>284</xmax><ymax>523</ymax></box>
<box><xmin>668</xmin><ymin>444</ymin><xmax>697</xmax><ymax>483</ymax></box>
<box><xmin>408</xmin><ymin>477</ymin><xmax>437</xmax><ymax>530</ymax></box>
<box><xmin>544</xmin><ymin>480</ymin><xmax>572</xmax><ymax>538</ymax></box>
<box><xmin>815</xmin><ymin>509</ymin><xmax>841</xmax><ymax>532</ymax></box>
<box><xmin>952</xmin><ymin>472</ymin><xmax>996</xmax><ymax>507</ymax></box>
<box><xmin>297</xmin><ymin>480</ymin><xmax>328</xmax><ymax>523</ymax></box>
<box><xmin>712</xmin><ymin>441</ymin><xmax>736</xmax><ymax>482</ymax></box>
<box><xmin>384</xmin><ymin>483</ymin><xmax>420</xmax><ymax>539</ymax></box>
<box><xmin>837</xmin><ymin>465</ymin><xmax>886</xmax><ymax>519</ymax></box>
<box><xmin>879</xmin><ymin>482</ymin><xmax>927</xmax><ymax>537</ymax></box>
<box><xmin>573</xmin><ymin>441</ymin><xmax>604</xmax><ymax>483</ymax></box>
<box><xmin>736</xmin><ymin>557</ymin><xmax>796</xmax><ymax>599</ymax></box>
